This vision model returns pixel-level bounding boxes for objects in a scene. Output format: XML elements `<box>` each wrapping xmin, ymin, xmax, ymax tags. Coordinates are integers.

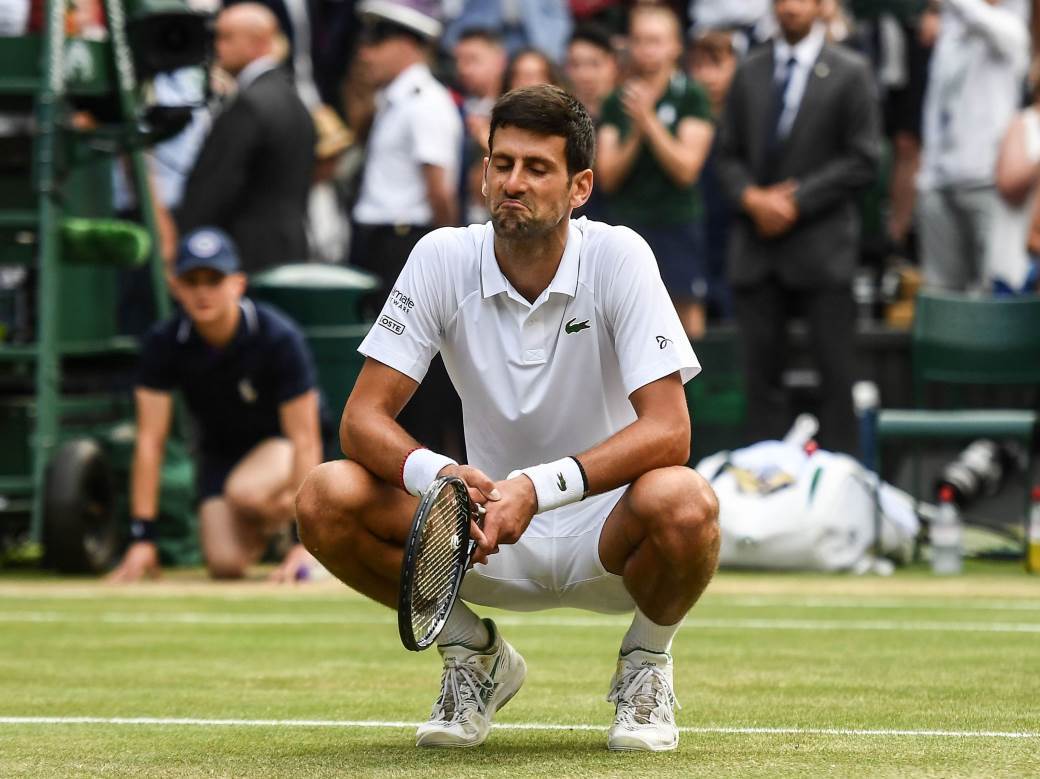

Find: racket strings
<box><xmin>410</xmin><ymin>484</ymin><xmax>470</xmax><ymax>640</ymax></box>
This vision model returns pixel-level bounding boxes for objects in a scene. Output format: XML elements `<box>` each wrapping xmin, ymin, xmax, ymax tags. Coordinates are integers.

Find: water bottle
<box><xmin>931</xmin><ymin>485</ymin><xmax>963</xmax><ymax>575</ymax></box>
<box><xmin>852</xmin><ymin>380</ymin><xmax>880</xmax><ymax>469</ymax></box>
<box><xmin>1027</xmin><ymin>485</ymin><xmax>1040</xmax><ymax>575</ymax></box>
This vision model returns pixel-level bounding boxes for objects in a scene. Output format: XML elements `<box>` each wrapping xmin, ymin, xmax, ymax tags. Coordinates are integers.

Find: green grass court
<box><xmin>1</xmin><ymin>566</ymin><xmax>1038</xmax><ymax>777</ymax></box>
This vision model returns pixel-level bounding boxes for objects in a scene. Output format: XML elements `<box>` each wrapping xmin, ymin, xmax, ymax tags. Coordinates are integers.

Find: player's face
<box><xmin>173</xmin><ymin>269</ymin><xmax>246</xmax><ymax>326</ymax></box>
<box><xmin>484</xmin><ymin>126</ymin><xmax>592</xmax><ymax>240</ymax></box>
<box><xmin>775</xmin><ymin>0</ymin><xmax>821</xmax><ymax>42</ymax></box>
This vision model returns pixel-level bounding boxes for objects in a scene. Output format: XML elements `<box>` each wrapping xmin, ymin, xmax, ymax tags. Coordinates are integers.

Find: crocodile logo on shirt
<box><xmin>565</xmin><ymin>318</ymin><xmax>590</xmax><ymax>334</ymax></box>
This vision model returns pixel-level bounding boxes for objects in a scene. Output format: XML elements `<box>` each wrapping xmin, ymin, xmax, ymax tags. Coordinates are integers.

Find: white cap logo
<box><xmin>188</xmin><ymin>231</ymin><xmax>221</xmax><ymax>258</ymax></box>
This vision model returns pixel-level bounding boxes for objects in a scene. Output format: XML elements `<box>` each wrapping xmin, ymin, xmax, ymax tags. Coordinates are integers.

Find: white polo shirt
<box><xmin>353</xmin><ymin>63</ymin><xmax>462</xmax><ymax>227</ymax></box>
<box><xmin>358</xmin><ymin>217</ymin><xmax>701</xmax><ymax>536</ymax></box>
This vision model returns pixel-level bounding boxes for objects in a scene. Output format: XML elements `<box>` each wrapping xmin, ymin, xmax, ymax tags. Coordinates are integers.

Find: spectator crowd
<box><xmin>4</xmin><ymin>0</ymin><xmax>1039</xmax><ymax>460</ymax></box>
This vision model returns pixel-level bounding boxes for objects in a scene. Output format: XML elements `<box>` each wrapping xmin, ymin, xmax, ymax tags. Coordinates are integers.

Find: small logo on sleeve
<box><xmin>378</xmin><ymin>315</ymin><xmax>406</xmax><ymax>335</ymax></box>
<box><xmin>655</xmin><ymin>335</ymin><xmax>672</xmax><ymax>350</ymax></box>
<box><xmin>565</xmin><ymin>318</ymin><xmax>590</xmax><ymax>334</ymax></box>
<box><xmin>390</xmin><ymin>288</ymin><xmax>415</xmax><ymax>315</ymax></box>
<box><xmin>556</xmin><ymin>473</ymin><xmax>567</xmax><ymax>491</ymax></box>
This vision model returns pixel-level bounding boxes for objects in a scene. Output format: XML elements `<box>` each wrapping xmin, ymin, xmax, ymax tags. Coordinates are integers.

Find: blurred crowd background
<box><xmin>2</xmin><ymin>0</ymin><xmax>1039</xmax><ymax>455</ymax></box>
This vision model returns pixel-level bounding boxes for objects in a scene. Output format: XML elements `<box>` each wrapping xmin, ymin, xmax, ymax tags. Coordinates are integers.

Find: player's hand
<box><xmin>268</xmin><ymin>543</ymin><xmax>316</xmax><ymax>584</ymax></box>
<box><xmin>470</xmin><ymin>475</ymin><xmax>537</xmax><ymax>566</ymax></box>
<box><xmin>106</xmin><ymin>541</ymin><xmax>161</xmax><ymax>583</ymax></box>
<box><xmin>437</xmin><ymin>463</ymin><xmax>502</xmax><ymax>509</ymax></box>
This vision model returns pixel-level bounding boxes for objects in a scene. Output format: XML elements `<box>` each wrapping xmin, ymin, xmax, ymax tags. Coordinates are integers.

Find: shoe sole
<box><xmin>416</xmin><ymin>650</ymin><xmax>527</xmax><ymax>749</ymax></box>
<box><xmin>607</xmin><ymin>739</ymin><xmax>679</xmax><ymax>752</ymax></box>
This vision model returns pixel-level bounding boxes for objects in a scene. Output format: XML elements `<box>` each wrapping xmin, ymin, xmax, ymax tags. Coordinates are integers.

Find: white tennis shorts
<box><xmin>459</xmin><ymin>486</ymin><xmax>634</xmax><ymax>614</ymax></box>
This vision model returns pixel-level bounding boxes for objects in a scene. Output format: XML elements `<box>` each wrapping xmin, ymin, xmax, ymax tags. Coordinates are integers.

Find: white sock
<box><xmin>621</xmin><ymin>606</ymin><xmax>683</xmax><ymax>655</ymax></box>
<box><xmin>436</xmin><ymin>601</ymin><xmax>490</xmax><ymax>649</ymax></box>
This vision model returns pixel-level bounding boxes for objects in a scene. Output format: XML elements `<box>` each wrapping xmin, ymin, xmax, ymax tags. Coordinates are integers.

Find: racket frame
<box><xmin>398</xmin><ymin>475</ymin><xmax>476</xmax><ymax>651</ymax></box>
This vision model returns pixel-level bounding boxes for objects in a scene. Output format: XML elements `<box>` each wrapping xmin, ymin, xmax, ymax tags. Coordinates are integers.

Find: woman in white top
<box><xmin>991</xmin><ymin>59</ymin><xmax>1040</xmax><ymax>294</ymax></box>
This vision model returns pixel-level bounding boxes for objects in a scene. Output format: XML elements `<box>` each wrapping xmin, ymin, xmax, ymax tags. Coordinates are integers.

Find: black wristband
<box><xmin>569</xmin><ymin>456</ymin><xmax>589</xmax><ymax>500</ymax></box>
<box><xmin>129</xmin><ymin>518</ymin><xmax>158</xmax><ymax>543</ymax></box>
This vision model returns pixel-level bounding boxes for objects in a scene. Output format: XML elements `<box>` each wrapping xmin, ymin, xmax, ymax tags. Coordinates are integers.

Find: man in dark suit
<box><xmin>177</xmin><ymin>3</ymin><xmax>315</xmax><ymax>275</ymax></box>
<box><xmin>716</xmin><ymin>0</ymin><xmax>881</xmax><ymax>454</ymax></box>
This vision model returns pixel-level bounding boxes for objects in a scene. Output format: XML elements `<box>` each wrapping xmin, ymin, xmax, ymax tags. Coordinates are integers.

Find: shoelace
<box><xmin>607</xmin><ymin>666</ymin><xmax>681</xmax><ymax>727</ymax></box>
<box><xmin>433</xmin><ymin>657</ymin><xmax>495</xmax><ymax>723</ymax></box>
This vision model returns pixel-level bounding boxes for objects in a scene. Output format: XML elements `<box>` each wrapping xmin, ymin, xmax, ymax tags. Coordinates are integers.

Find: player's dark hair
<box><xmin>488</xmin><ymin>84</ymin><xmax>595</xmax><ymax>175</ymax></box>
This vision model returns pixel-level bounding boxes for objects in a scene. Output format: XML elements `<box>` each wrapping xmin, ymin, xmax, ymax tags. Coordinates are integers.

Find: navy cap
<box><xmin>176</xmin><ymin>228</ymin><xmax>240</xmax><ymax>276</ymax></box>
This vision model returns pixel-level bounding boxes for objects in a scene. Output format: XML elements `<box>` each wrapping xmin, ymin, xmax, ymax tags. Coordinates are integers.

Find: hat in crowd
<box><xmin>176</xmin><ymin>227</ymin><xmax>240</xmax><ymax>276</ymax></box>
<box><xmin>313</xmin><ymin>104</ymin><xmax>354</xmax><ymax>160</ymax></box>
<box><xmin>357</xmin><ymin>0</ymin><xmax>442</xmax><ymax>41</ymax></box>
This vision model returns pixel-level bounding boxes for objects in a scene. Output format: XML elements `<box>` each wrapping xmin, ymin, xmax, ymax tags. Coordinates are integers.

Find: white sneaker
<box><xmin>415</xmin><ymin>619</ymin><xmax>526</xmax><ymax>748</ymax></box>
<box><xmin>606</xmin><ymin>648</ymin><xmax>681</xmax><ymax>751</ymax></box>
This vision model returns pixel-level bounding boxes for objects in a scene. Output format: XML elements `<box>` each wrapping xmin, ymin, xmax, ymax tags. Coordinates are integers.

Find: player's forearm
<box><xmin>341</xmin><ymin>403</ymin><xmax>427</xmax><ymax>488</ymax></box>
<box><xmin>130</xmin><ymin>438</ymin><xmax>165</xmax><ymax>519</ymax></box>
<box><xmin>576</xmin><ymin>414</ymin><xmax>691</xmax><ymax>497</ymax></box>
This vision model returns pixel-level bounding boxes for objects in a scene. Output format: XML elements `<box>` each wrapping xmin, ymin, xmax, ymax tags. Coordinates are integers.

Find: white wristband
<box><xmin>402</xmin><ymin>448</ymin><xmax>458</xmax><ymax>497</ymax></box>
<box><xmin>508</xmin><ymin>457</ymin><xmax>586</xmax><ymax>513</ymax></box>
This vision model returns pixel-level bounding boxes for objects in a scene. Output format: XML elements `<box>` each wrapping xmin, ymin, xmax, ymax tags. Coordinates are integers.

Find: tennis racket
<box><xmin>398</xmin><ymin>476</ymin><xmax>483</xmax><ymax>651</ymax></box>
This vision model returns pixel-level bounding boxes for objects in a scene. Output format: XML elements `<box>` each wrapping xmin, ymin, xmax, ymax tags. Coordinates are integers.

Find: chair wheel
<box><xmin>43</xmin><ymin>439</ymin><xmax>118</xmax><ymax>574</ymax></box>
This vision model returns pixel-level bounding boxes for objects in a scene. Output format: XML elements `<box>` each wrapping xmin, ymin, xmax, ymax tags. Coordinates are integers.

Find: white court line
<box><xmin>1</xmin><ymin>611</ymin><xmax>1039</xmax><ymax>633</ymax></box>
<box><xmin>720</xmin><ymin>597</ymin><xmax>1040</xmax><ymax>613</ymax></box>
<box><xmin>0</xmin><ymin>716</ymin><xmax>1036</xmax><ymax>740</ymax></box>
<box><xmin>5</xmin><ymin>590</ymin><xmax>1040</xmax><ymax>611</ymax></box>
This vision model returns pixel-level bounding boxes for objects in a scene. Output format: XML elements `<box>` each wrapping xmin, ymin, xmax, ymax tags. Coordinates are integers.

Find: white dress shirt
<box><xmin>353</xmin><ymin>63</ymin><xmax>462</xmax><ymax>227</ymax></box>
<box><xmin>773</xmin><ymin>22</ymin><xmax>826</xmax><ymax>140</ymax></box>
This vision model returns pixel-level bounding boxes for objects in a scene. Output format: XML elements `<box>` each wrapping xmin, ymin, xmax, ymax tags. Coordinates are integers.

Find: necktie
<box><xmin>771</xmin><ymin>55</ymin><xmax>798</xmax><ymax>144</ymax></box>
<box><xmin>763</xmin><ymin>55</ymin><xmax>798</xmax><ymax>183</ymax></box>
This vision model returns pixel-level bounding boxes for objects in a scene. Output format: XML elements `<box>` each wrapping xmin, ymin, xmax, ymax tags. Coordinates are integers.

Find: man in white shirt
<box><xmin>349</xmin><ymin>0</ymin><xmax>465</xmax><ymax>459</ymax></box>
<box><xmin>917</xmin><ymin>0</ymin><xmax>1030</xmax><ymax>291</ymax></box>
<box><xmin>297</xmin><ymin>85</ymin><xmax>720</xmax><ymax>752</ymax></box>
<box><xmin>350</xmin><ymin>0</ymin><xmax>462</xmax><ymax>287</ymax></box>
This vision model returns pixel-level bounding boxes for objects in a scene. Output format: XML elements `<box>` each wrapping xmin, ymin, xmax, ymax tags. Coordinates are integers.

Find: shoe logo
<box><xmin>556</xmin><ymin>472</ymin><xmax>567</xmax><ymax>491</ymax></box>
<box><xmin>565</xmin><ymin>318</ymin><xmax>590</xmax><ymax>334</ymax></box>
<box><xmin>640</xmin><ymin>660</ymin><xmax>659</xmax><ymax>667</ymax></box>
<box><xmin>655</xmin><ymin>335</ymin><xmax>671</xmax><ymax>350</ymax></box>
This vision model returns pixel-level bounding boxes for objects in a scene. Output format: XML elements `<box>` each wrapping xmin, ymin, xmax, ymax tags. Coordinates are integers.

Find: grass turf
<box><xmin>0</xmin><ymin>566</ymin><xmax>1038</xmax><ymax>777</ymax></box>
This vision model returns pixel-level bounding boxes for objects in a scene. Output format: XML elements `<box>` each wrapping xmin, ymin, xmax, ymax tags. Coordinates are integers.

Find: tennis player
<box><xmin>296</xmin><ymin>85</ymin><xmax>720</xmax><ymax>751</ymax></box>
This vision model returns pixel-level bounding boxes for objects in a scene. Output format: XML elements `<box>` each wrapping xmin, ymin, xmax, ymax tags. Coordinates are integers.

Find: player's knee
<box><xmin>633</xmin><ymin>467</ymin><xmax>719</xmax><ymax>563</ymax></box>
<box><xmin>294</xmin><ymin>462</ymin><xmax>357</xmax><ymax>558</ymax></box>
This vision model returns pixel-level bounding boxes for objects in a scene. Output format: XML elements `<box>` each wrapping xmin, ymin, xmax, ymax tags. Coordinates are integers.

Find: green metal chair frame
<box><xmin>872</xmin><ymin>292</ymin><xmax>1040</xmax><ymax>555</ymax></box>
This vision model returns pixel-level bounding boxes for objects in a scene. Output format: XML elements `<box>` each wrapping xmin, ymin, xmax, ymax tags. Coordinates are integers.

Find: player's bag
<box><xmin>695</xmin><ymin>441</ymin><xmax>918</xmax><ymax>572</ymax></box>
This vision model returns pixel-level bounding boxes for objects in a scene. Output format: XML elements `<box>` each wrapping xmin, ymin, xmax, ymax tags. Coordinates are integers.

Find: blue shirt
<box><xmin>137</xmin><ymin>298</ymin><xmax>317</xmax><ymax>459</ymax></box>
